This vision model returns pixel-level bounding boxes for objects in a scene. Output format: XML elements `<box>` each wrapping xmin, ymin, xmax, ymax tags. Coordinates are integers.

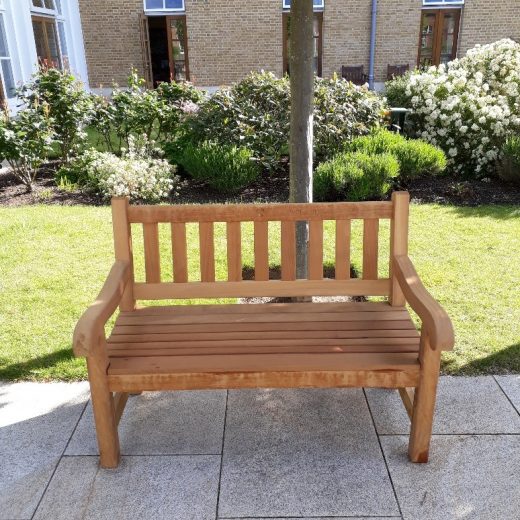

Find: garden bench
<box><xmin>73</xmin><ymin>192</ymin><xmax>454</xmax><ymax>468</ymax></box>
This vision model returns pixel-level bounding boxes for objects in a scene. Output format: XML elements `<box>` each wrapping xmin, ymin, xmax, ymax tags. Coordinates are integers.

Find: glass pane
<box><xmin>419</xmin><ymin>12</ymin><xmax>436</xmax><ymax>67</ymax></box>
<box><xmin>32</xmin><ymin>0</ymin><xmax>45</xmax><ymax>7</ymax></box>
<box><xmin>46</xmin><ymin>21</ymin><xmax>61</xmax><ymax>68</ymax></box>
<box><xmin>440</xmin><ymin>12</ymin><xmax>457</xmax><ymax>64</ymax></box>
<box><xmin>0</xmin><ymin>15</ymin><xmax>9</xmax><ymax>58</ymax></box>
<box><xmin>44</xmin><ymin>0</ymin><xmax>55</xmax><ymax>9</ymax></box>
<box><xmin>165</xmin><ymin>0</ymin><xmax>183</xmax><ymax>9</ymax></box>
<box><xmin>55</xmin><ymin>0</ymin><xmax>62</xmax><ymax>14</ymax></box>
<box><xmin>170</xmin><ymin>18</ymin><xmax>186</xmax><ymax>81</ymax></box>
<box><xmin>283</xmin><ymin>0</ymin><xmax>324</xmax><ymax>8</ymax></box>
<box><xmin>146</xmin><ymin>0</ymin><xmax>164</xmax><ymax>9</ymax></box>
<box><xmin>1</xmin><ymin>59</ymin><xmax>15</xmax><ymax>98</ymax></box>
<box><xmin>58</xmin><ymin>21</ymin><xmax>68</xmax><ymax>69</ymax></box>
<box><xmin>32</xmin><ymin>20</ymin><xmax>47</xmax><ymax>64</ymax></box>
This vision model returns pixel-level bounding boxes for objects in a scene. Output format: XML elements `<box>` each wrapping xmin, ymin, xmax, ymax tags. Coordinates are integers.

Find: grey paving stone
<box><xmin>0</xmin><ymin>382</ymin><xmax>89</xmax><ymax>520</ymax></box>
<box><xmin>225</xmin><ymin>518</ymin><xmax>401</xmax><ymax>520</ymax></box>
<box><xmin>66</xmin><ymin>390</ymin><xmax>226</xmax><ymax>455</ymax></box>
<box><xmin>366</xmin><ymin>376</ymin><xmax>520</xmax><ymax>434</ymax></box>
<box><xmin>219</xmin><ymin>388</ymin><xmax>399</xmax><ymax>518</ymax></box>
<box><xmin>495</xmin><ymin>375</ymin><xmax>520</xmax><ymax>414</ymax></box>
<box><xmin>33</xmin><ymin>455</ymin><xmax>220</xmax><ymax>520</ymax></box>
<box><xmin>382</xmin><ymin>435</ymin><xmax>520</xmax><ymax>520</ymax></box>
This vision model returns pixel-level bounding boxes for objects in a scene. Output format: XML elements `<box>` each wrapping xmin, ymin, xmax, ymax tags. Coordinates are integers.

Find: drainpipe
<box><xmin>368</xmin><ymin>0</ymin><xmax>378</xmax><ymax>90</ymax></box>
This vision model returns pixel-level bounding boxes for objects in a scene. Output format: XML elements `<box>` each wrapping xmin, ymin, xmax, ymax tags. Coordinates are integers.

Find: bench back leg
<box><xmin>87</xmin><ymin>355</ymin><xmax>121</xmax><ymax>468</ymax></box>
<box><xmin>408</xmin><ymin>333</ymin><xmax>441</xmax><ymax>463</ymax></box>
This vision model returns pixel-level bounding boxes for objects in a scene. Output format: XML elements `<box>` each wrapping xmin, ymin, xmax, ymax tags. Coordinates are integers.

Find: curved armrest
<box><xmin>394</xmin><ymin>255</ymin><xmax>454</xmax><ymax>351</ymax></box>
<box><xmin>73</xmin><ymin>261</ymin><xmax>131</xmax><ymax>357</ymax></box>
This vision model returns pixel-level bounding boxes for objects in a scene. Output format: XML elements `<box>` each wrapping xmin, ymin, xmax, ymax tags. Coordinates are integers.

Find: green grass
<box><xmin>0</xmin><ymin>203</ymin><xmax>519</xmax><ymax>380</ymax></box>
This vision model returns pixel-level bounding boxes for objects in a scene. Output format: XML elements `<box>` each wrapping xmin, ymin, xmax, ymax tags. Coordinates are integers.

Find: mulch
<box><xmin>1</xmin><ymin>164</ymin><xmax>519</xmax><ymax>208</ymax></box>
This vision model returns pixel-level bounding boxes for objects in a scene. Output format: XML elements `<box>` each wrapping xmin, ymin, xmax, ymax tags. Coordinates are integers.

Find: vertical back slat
<box><xmin>199</xmin><ymin>222</ymin><xmax>215</xmax><ymax>282</ymax></box>
<box><xmin>227</xmin><ymin>222</ymin><xmax>242</xmax><ymax>281</ymax></box>
<box><xmin>363</xmin><ymin>218</ymin><xmax>379</xmax><ymax>280</ymax></box>
<box><xmin>111</xmin><ymin>197</ymin><xmax>135</xmax><ymax>310</ymax></box>
<box><xmin>143</xmin><ymin>222</ymin><xmax>161</xmax><ymax>283</ymax></box>
<box><xmin>254</xmin><ymin>221</ymin><xmax>269</xmax><ymax>281</ymax></box>
<box><xmin>390</xmin><ymin>191</ymin><xmax>410</xmax><ymax>305</ymax></box>
<box><xmin>281</xmin><ymin>221</ymin><xmax>296</xmax><ymax>281</ymax></box>
<box><xmin>171</xmin><ymin>222</ymin><xmax>188</xmax><ymax>283</ymax></box>
<box><xmin>308</xmin><ymin>220</ymin><xmax>324</xmax><ymax>280</ymax></box>
<box><xmin>335</xmin><ymin>219</ymin><xmax>351</xmax><ymax>280</ymax></box>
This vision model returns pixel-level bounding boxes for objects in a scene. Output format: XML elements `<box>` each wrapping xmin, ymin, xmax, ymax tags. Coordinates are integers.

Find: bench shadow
<box><xmin>444</xmin><ymin>342</ymin><xmax>520</xmax><ymax>374</ymax></box>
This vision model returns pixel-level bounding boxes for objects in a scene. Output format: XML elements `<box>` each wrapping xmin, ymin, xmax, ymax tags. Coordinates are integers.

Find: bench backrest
<box><xmin>111</xmin><ymin>191</ymin><xmax>409</xmax><ymax>305</ymax></box>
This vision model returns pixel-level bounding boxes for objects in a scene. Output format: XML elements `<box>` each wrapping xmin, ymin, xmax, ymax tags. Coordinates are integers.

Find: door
<box><xmin>418</xmin><ymin>9</ymin><xmax>460</xmax><ymax>67</ymax></box>
<box><xmin>166</xmin><ymin>15</ymin><xmax>189</xmax><ymax>81</ymax></box>
<box><xmin>139</xmin><ymin>13</ymin><xmax>153</xmax><ymax>88</ymax></box>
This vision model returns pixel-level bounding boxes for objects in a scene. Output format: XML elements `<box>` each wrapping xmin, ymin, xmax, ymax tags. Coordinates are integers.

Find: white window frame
<box><xmin>0</xmin><ymin>10</ymin><xmax>15</xmax><ymax>100</ymax></box>
<box><xmin>143</xmin><ymin>0</ymin><xmax>185</xmax><ymax>14</ymax></box>
<box><xmin>30</xmin><ymin>0</ymin><xmax>60</xmax><ymax>17</ymax></box>
<box><xmin>283</xmin><ymin>0</ymin><xmax>325</xmax><ymax>11</ymax></box>
<box><xmin>422</xmin><ymin>0</ymin><xmax>464</xmax><ymax>6</ymax></box>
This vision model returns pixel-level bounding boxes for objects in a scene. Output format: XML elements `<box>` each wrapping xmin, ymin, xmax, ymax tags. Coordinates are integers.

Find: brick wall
<box><xmin>458</xmin><ymin>0</ymin><xmax>520</xmax><ymax>55</ymax></box>
<box><xmin>185</xmin><ymin>0</ymin><xmax>282</xmax><ymax>86</ymax></box>
<box><xmin>78</xmin><ymin>0</ymin><xmax>144</xmax><ymax>88</ymax></box>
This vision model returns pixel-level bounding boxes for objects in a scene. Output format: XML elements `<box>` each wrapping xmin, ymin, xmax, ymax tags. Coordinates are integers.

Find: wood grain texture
<box><xmin>281</xmin><ymin>221</ymin><xmax>296</xmax><ymax>281</ymax></box>
<box><xmin>143</xmin><ymin>223</ymin><xmax>160</xmax><ymax>283</ymax></box>
<box><xmin>199</xmin><ymin>222</ymin><xmax>215</xmax><ymax>282</ymax></box>
<box><xmin>363</xmin><ymin>218</ymin><xmax>379</xmax><ymax>280</ymax></box>
<box><xmin>335</xmin><ymin>219</ymin><xmax>351</xmax><ymax>280</ymax></box>
<box><xmin>390</xmin><ymin>191</ymin><xmax>409</xmax><ymax>306</ymax></box>
<box><xmin>171</xmin><ymin>222</ymin><xmax>188</xmax><ymax>283</ymax></box>
<box><xmin>226</xmin><ymin>221</ymin><xmax>242</xmax><ymax>281</ymax></box>
<box><xmin>308</xmin><ymin>220</ymin><xmax>324</xmax><ymax>280</ymax></box>
<box><xmin>398</xmin><ymin>387</ymin><xmax>415</xmax><ymax>420</ymax></box>
<box><xmin>254</xmin><ymin>221</ymin><xmax>269</xmax><ymax>281</ymax></box>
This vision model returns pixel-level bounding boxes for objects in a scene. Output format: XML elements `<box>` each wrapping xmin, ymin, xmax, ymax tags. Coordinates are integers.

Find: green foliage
<box><xmin>384</xmin><ymin>71</ymin><xmax>413</xmax><ymax>109</ymax></box>
<box><xmin>18</xmin><ymin>68</ymin><xmax>93</xmax><ymax>163</ymax></box>
<box><xmin>314</xmin><ymin>151</ymin><xmax>399</xmax><ymax>201</ymax></box>
<box><xmin>344</xmin><ymin>129</ymin><xmax>447</xmax><ymax>180</ymax></box>
<box><xmin>0</xmin><ymin>104</ymin><xmax>55</xmax><ymax>192</ymax></box>
<box><xmin>499</xmin><ymin>135</ymin><xmax>520</xmax><ymax>184</ymax></box>
<box><xmin>313</xmin><ymin>74</ymin><xmax>387</xmax><ymax>160</ymax></box>
<box><xmin>183</xmin><ymin>71</ymin><xmax>387</xmax><ymax>172</ymax></box>
<box><xmin>181</xmin><ymin>141</ymin><xmax>260</xmax><ymax>193</ymax></box>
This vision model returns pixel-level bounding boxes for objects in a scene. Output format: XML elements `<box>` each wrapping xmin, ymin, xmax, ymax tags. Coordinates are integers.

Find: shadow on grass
<box><xmin>443</xmin><ymin>342</ymin><xmax>520</xmax><ymax>375</ymax></box>
<box><xmin>0</xmin><ymin>347</ymin><xmax>77</xmax><ymax>380</ymax></box>
<box><xmin>445</xmin><ymin>204</ymin><xmax>520</xmax><ymax>220</ymax></box>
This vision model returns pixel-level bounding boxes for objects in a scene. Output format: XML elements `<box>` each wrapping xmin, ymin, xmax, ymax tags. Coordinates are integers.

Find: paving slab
<box><xmin>495</xmin><ymin>375</ymin><xmax>520</xmax><ymax>415</ymax></box>
<box><xmin>366</xmin><ymin>376</ymin><xmax>520</xmax><ymax>434</ymax></box>
<box><xmin>33</xmin><ymin>455</ymin><xmax>220</xmax><ymax>520</ymax></box>
<box><xmin>223</xmin><ymin>518</ymin><xmax>401</xmax><ymax>520</ymax></box>
<box><xmin>66</xmin><ymin>390</ymin><xmax>226</xmax><ymax>455</ymax></box>
<box><xmin>0</xmin><ymin>382</ymin><xmax>89</xmax><ymax>520</ymax></box>
<box><xmin>381</xmin><ymin>435</ymin><xmax>520</xmax><ymax>520</ymax></box>
<box><xmin>218</xmin><ymin>388</ymin><xmax>399</xmax><ymax>518</ymax></box>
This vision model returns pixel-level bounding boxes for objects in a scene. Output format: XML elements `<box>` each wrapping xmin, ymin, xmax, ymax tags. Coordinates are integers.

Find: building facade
<box><xmin>77</xmin><ymin>0</ymin><xmax>520</xmax><ymax>92</ymax></box>
<box><xmin>0</xmin><ymin>0</ymin><xmax>88</xmax><ymax>111</ymax></box>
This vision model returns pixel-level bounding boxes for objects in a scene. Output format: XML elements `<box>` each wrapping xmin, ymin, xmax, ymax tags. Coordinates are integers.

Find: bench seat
<box><xmin>106</xmin><ymin>302</ymin><xmax>421</xmax><ymax>391</ymax></box>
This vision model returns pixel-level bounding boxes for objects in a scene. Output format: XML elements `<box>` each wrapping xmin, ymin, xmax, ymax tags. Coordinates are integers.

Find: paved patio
<box><xmin>1</xmin><ymin>376</ymin><xmax>519</xmax><ymax>520</ymax></box>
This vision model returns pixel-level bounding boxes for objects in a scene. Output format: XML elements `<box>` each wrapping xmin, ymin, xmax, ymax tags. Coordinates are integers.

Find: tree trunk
<box><xmin>289</xmin><ymin>0</ymin><xmax>314</xmax><ymax>280</ymax></box>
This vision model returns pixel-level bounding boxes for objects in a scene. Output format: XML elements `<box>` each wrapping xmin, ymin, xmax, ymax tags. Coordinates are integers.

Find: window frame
<box><xmin>165</xmin><ymin>14</ymin><xmax>190</xmax><ymax>82</ymax></box>
<box><xmin>417</xmin><ymin>8</ymin><xmax>461</xmax><ymax>67</ymax></box>
<box><xmin>282</xmin><ymin>0</ymin><xmax>324</xmax><ymax>11</ymax></box>
<box><xmin>143</xmin><ymin>0</ymin><xmax>185</xmax><ymax>14</ymax></box>
<box><xmin>31</xmin><ymin>0</ymin><xmax>59</xmax><ymax>17</ymax></box>
<box><xmin>0</xmin><ymin>11</ymin><xmax>15</xmax><ymax>102</ymax></box>
<box><xmin>422</xmin><ymin>0</ymin><xmax>464</xmax><ymax>5</ymax></box>
<box><xmin>282</xmin><ymin>11</ymin><xmax>323</xmax><ymax>78</ymax></box>
<box><xmin>32</xmin><ymin>15</ymin><xmax>63</xmax><ymax>70</ymax></box>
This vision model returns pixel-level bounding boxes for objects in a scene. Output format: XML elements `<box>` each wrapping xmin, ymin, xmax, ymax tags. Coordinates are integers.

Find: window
<box><xmin>283</xmin><ymin>12</ymin><xmax>323</xmax><ymax>77</ymax></box>
<box><xmin>423</xmin><ymin>0</ymin><xmax>463</xmax><ymax>4</ymax></box>
<box><xmin>144</xmin><ymin>0</ymin><xmax>185</xmax><ymax>12</ymax></box>
<box><xmin>283</xmin><ymin>0</ymin><xmax>324</xmax><ymax>10</ymax></box>
<box><xmin>167</xmin><ymin>15</ymin><xmax>189</xmax><ymax>81</ymax></box>
<box><xmin>32</xmin><ymin>16</ymin><xmax>62</xmax><ymax>69</ymax></box>
<box><xmin>418</xmin><ymin>9</ymin><xmax>460</xmax><ymax>67</ymax></box>
<box><xmin>32</xmin><ymin>0</ymin><xmax>58</xmax><ymax>13</ymax></box>
<box><xmin>0</xmin><ymin>13</ymin><xmax>15</xmax><ymax>102</ymax></box>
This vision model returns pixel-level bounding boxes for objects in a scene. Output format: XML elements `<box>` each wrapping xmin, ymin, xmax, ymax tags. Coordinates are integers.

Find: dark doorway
<box><xmin>148</xmin><ymin>16</ymin><xmax>170</xmax><ymax>85</ymax></box>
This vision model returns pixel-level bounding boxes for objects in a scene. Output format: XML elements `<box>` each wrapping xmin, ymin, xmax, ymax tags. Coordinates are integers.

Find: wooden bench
<box><xmin>73</xmin><ymin>192</ymin><xmax>454</xmax><ymax>468</ymax></box>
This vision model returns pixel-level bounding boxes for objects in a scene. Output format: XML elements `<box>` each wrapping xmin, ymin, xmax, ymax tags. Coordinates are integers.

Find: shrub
<box><xmin>181</xmin><ymin>141</ymin><xmax>260</xmax><ymax>193</ymax></box>
<box><xmin>499</xmin><ymin>135</ymin><xmax>520</xmax><ymax>184</ymax></box>
<box><xmin>18</xmin><ymin>68</ymin><xmax>93</xmax><ymax>163</ymax></box>
<box><xmin>75</xmin><ymin>137</ymin><xmax>178</xmax><ymax>202</ymax></box>
<box><xmin>0</xmin><ymin>104</ymin><xmax>55</xmax><ymax>192</ymax></box>
<box><xmin>314</xmin><ymin>151</ymin><xmax>400</xmax><ymax>201</ymax></box>
<box><xmin>345</xmin><ymin>129</ymin><xmax>447</xmax><ymax>179</ymax></box>
<box><xmin>402</xmin><ymin>39</ymin><xmax>520</xmax><ymax>176</ymax></box>
<box><xmin>183</xmin><ymin>71</ymin><xmax>387</xmax><ymax>172</ymax></box>
<box><xmin>385</xmin><ymin>71</ymin><xmax>414</xmax><ymax>109</ymax></box>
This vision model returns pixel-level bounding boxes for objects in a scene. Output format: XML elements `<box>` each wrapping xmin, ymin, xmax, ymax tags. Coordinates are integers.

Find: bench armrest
<box><xmin>73</xmin><ymin>261</ymin><xmax>131</xmax><ymax>357</ymax></box>
<box><xmin>393</xmin><ymin>255</ymin><xmax>454</xmax><ymax>351</ymax></box>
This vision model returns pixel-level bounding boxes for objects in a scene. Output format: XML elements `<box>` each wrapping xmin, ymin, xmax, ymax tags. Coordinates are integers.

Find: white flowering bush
<box><xmin>84</xmin><ymin>136</ymin><xmax>178</xmax><ymax>202</ymax></box>
<box><xmin>405</xmin><ymin>39</ymin><xmax>520</xmax><ymax>176</ymax></box>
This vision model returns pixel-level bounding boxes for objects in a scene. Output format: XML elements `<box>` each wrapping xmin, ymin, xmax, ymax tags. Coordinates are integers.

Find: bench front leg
<box><xmin>408</xmin><ymin>332</ymin><xmax>441</xmax><ymax>463</ymax></box>
<box><xmin>87</xmin><ymin>345</ymin><xmax>120</xmax><ymax>469</ymax></box>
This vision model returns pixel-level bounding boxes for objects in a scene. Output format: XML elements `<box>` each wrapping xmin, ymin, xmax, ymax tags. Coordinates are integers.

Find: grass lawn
<box><xmin>0</xmin><ymin>203</ymin><xmax>519</xmax><ymax>380</ymax></box>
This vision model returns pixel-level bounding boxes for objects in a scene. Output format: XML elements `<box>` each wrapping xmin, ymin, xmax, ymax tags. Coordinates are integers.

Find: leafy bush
<box><xmin>0</xmin><ymin>105</ymin><xmax>55</xmax><ymax>192</ymax></box>
<box><xmin>183</xmin><ymin>71</ymin><xmax>386</xmax><ymax>172</ymax></box>
<box><xmin>18</xmin><ymin>68</ymin><xmax>93</xmax><ymax>163</ymax></box>
<box><xmin>181</xmin><ymin>141</ymin><xmax>259</xmax><ymax>193</ymax></box>
<box><xmin>344</xmin><ymin>129</ymin><xmax>447</xmax><ymax>179</ymax></box>
<box><xmin>385</xmin><ymin>71</ymin><xmax>413</xmax><ymax>109</ymax></box>
<box><xmin>314</xmin><ymin>151</ymin><xmax>399</xmax><ymax>201</ymax></box>
<box><xmin>66</xmin><ymin>136</ymin><xmax>178</xmax><ymax>202</ymax></box>
<box><xmin>499</xmin><ymin>135</ymin><xmax>520</xmax><ymax>184</ymax></box>
<box><xmin>401</xmin><ymin>39</ymin><xmax>520</xmax><ymax>176</ymax></box>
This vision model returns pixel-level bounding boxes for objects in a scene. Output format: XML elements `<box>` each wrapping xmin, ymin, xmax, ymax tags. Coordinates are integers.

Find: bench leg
<box><xmin>87</xmin><ymin>357</ymin><xmax>120</xmax><ymax>469</ymax></box>
<box><xmin>408</xmin><ymin>336</ymin><xmax>441</xmax><ymax>463</ymax></box>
